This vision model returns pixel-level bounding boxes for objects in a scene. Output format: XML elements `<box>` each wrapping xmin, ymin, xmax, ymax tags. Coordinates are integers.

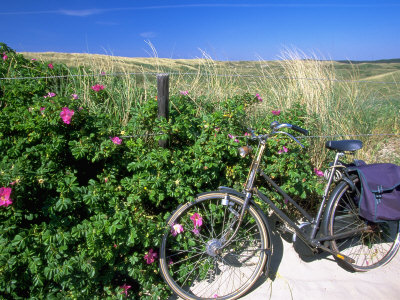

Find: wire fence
<box><xmin>0</xmin><ymin>71</ymin><xmax>399</xmax><ymax>85</ymax></box>
<box><xmin>1</xmin><ymin>66</ymin><xmax>399</xmax><ymax>141</ymax></box>
<box><xmin>120</xmin><ymin>132</ymin><xmax>400</xmax><ymax>140</ymax></box>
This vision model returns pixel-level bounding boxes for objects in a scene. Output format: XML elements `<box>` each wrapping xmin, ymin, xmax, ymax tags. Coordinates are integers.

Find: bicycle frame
<box><xmin>223</xmin><ymin>136</ymin><xmax>368</xmax><ymax>258</ymax></box>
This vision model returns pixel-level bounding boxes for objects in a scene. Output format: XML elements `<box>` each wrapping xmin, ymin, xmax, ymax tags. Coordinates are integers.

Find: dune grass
<box><xmin>20</xmin><ymin>49</ymin><xmax>400</xmax><ymax>165</ymax></box>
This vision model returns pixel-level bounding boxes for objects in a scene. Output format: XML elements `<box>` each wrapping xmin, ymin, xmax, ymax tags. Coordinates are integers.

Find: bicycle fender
<box><xmin>217</xmin><ymin>186</ymin><xmax>246</xmax><ymax>198</ymax></box>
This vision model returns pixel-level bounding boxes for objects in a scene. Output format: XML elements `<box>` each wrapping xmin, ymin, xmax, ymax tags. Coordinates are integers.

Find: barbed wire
<box><xmin>0</xmin><ymin>71</ymin><xmax>398</xmax><ymax>85</ymax></box>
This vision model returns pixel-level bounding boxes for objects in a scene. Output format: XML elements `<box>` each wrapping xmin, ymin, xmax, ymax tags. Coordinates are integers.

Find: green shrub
<box><xmin>0</xmin><ymin>44</ymin><xmax>323</xmax><ymax>298</ymax></box>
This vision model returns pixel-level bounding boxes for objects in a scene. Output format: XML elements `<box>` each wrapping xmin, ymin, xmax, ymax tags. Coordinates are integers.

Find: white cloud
<box><xmin>58</xmin><ymin>9</ymin><xmax>104</xmax><ymax>17</ymax></box>
<box><xmin>140</xmin><ymin>32</ymin><xmax>157</xmax><ymax>38</ymax></box>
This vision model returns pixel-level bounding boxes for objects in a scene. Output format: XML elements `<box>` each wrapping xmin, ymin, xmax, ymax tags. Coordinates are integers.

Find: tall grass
<box><xmin>248</xmin><ymin>48</ymin><xmax>399</xmax><ymax>166</ymax></box>
<box><xmin>28</xmin><ymin>48</ymin><xmax>399</xmax><ymax>165</ymax></box>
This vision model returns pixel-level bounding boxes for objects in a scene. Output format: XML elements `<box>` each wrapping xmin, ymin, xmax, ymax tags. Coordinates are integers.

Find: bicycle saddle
<box><xmin>325</xmin><ymin>140</ymin><xmax>363</xmax><ymax>152</ymax></box>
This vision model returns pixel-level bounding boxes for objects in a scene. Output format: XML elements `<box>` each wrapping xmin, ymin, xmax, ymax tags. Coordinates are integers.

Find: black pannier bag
<box><xmin>349</xmin><ymin>163</ymin><xmax>400</xmax><ymax>222</ymax></box>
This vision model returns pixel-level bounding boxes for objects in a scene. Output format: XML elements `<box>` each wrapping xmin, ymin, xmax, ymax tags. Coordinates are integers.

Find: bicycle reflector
<box><xmin>239</xmin><ymin>146</ymin><xmax>252</xmax><ymax>158</ymax></box>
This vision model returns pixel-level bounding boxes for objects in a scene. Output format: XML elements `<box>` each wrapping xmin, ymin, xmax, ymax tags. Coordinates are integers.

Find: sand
<box><xmin>243</xmin><ymin>232</ymin><xmax>400</xmax><ymax>300</ymax></box>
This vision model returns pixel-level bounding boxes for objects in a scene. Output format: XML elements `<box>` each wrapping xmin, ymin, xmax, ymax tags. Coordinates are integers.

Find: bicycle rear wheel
<box><xmin>159</xmin><ymin>192</ymin><xmax>270</xmax><ymax>299</ymax></box>
<box><xmin>327</xmin><ymin>178</ymin><xmax>400</xmax><ymax>271</ymax></box>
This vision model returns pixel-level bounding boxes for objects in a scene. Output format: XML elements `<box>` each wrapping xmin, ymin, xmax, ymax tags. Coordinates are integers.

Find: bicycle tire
<box><xmin>159</xmin><ymin>192</ymin><xmax>270</xmax><ymax>299</ymax></box>
<box><xmin>326</xmin><ymin>177</ymin><xmax>400</xmax><ymax>271</ymax></box>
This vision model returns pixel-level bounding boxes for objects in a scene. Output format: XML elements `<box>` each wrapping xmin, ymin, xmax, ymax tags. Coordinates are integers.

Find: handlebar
<box><xmin>247</xmin><ymin>121</ymin><xmax>309</xmax><ymax>148</ymax></box>
<box><xmin>270</xmin><ymin>121</ymin><xmax>309</xmax><ymax>136</ymax></box>
<box><xmin>291</xmin><ymin>124</ymin><xmax>309</xmax><ymax>136</ymax></box>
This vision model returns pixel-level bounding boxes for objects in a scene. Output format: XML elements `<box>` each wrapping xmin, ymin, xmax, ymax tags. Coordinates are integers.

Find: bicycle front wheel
<box><xmin>327</xmin><ymin>178</ymin><xmax>400</xmax><ymax>271</ymax></box>
<box><xmin>159</xmin><ymin>192</ymin><xmax>270</xmax><ymax>300</ymax></box>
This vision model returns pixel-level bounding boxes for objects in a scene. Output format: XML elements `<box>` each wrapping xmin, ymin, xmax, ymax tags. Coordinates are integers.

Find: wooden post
<box><xmin>157</xmin><ymin>73</ymin><xmax>169</xmax><ymax>148</ymax></box>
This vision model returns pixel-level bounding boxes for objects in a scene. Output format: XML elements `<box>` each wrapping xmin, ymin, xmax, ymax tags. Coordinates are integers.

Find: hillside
<box><xmin>19</xmin><ymin>52</ymin><xmax>400</xmax><ymax>84</ymax></box>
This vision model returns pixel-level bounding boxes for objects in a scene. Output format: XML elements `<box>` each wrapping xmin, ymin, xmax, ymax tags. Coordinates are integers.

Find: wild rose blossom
<box><xmin>44</xmin><ymin>92</ymin><xmax>56</xmax><ymax>98</ymax></box>
<box><xmin>91</xmin><ymin>84</ymin><xmax>104</xmax><ymax>92</ymax></box>
<box><xmin>278</xmin><ymin>146</ymin><xmax>289</xmax><ymax>154</ymax></box>
<box><xmin>71</xmin><ymin>94</ymin><xmax>79</xmax><ymax>100</ymax></box>
<box><xmin>2</xmin><ymin>55</ymin><xmax>7</xmax><ymax>61</ymax></box>
<box><xmin>255</xmin><ymin>93</ymin><xmax>263</xmax><ymax>102</ymax></box>
<box><xmin>192</xmin><ymin>228</ymin><xmax>200</xmax><ymax>235</ymax></box>
<box><xmin>272</xmin><ymin>110</ymin><xmax>281</xmax><ymax>116</ymax></box>
<box><xmin>228</xmin><ymin>134</ymin><xmax>239</xmax><ymax>143</ymax></box>
<box><xmin>48</xmin><ymin>63</ymin><xmax>54</xmax><ymax>69</ymax></box>
<box><xmin>180</xmin><ymin>90</ymin><xmax>189</xmax><ymax>96</ymax></box>
<box><xmin>144</xmin><ymin>248</ymin><xmax>158</xmax><ymax>264</ymax></box>
<box><xmin>110</xmin><ymin>137</ymin><xmax>122</xmax><ymax>145</ymax></box>
<box><xmin>60</xmin><ymin>107</ymin><xmax>74</xmax><ymax>124</ymax></box>
<box><xmin>171</xmin><ymin>223</ymin><xmax>184</xmax><ymax>236</ymax></box>
<box><xmin>120</xmin><ymin>283</ymin><xmax>131</xmax><ymax>296</ymax></box>
<box><xmin>314</xmin><ymin>168</ymin><xmax>324</xmax><ymax>177</ymax></box>
<box><xmin>190</xmin><ymin>213</ymin><xmax>203</xmax><ymax>227</ymax></box>
<box><xmin>0</xmin><ymin>187</ymin><xmax>12</xmax><ymax>207</ymax></box>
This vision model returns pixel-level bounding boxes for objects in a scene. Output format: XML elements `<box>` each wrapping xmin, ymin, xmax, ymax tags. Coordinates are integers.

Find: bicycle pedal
<box><xmin>318</xmin><ymin>243</ymin><xmax>356</xmax><ymax>264</ymax></box>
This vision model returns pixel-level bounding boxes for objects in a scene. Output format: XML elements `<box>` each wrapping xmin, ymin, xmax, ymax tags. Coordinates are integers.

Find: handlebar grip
<box><xmin>291</xmin><ymin>125</ymin><xmax>309</xmax><ymax>135</ymax></box>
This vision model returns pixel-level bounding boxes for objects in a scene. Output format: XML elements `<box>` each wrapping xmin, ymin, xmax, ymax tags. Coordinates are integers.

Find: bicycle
<box><xmin>159</xmin><ymin>121</ymin><xmax>400</xmax><ymax>300</ymax></box>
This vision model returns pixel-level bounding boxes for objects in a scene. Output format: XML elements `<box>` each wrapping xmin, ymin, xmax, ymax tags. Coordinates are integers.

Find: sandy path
<box><xmin>243</xmin><ymin>232</ymin><xmax>400</xmax><ymax>300</ymax></box>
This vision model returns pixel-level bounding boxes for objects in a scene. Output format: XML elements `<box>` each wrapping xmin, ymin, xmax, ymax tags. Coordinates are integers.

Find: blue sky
<box><xmin>1</xmin><ymin>0</ymin><xmax>399</xmax><ymax>61</ymax></box>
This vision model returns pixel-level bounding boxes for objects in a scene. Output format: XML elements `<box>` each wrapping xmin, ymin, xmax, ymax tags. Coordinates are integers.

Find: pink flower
<box><xmin>0</xmin><ymin>187</ymin><xmax>12</xmax><ymax>207</ymax></box>
<box><xmin>180</xmin><ymin>90</ymin><xmax>189</xmax><ymax>96</ymax></box>
<box><xmin>272</xmin><ymin>110</ymin><xmax>281</xmax><ymax>116</ymax></box>
<box><xmin>192</xmin><ymin>228</ymin><xmax>200</xmax><ymax>235</ymax></box>
<box><xmin>120</xmin><ymin>283</ymin><xmax>131</xmax><ymax>296</ymax></box>
<box><xmin>314</xmin><ymin>168</ymin><xmax>324</xmax><ymax>177</ymax></box>
<box><xmin>171</xmin><ymin>223</ymin><xmax>184</xmax><ymax>237</ymax></box>
<box><xmin>278</xmin><ymin>146</ymin><xmax>288</xmax><ymax>154</ymax></box>
<box><xmin>60</xmin><ymin>107</ymin><xmax>75</xmax><ymax>124</ymax></box>
<box><xmin>190</xmin><ymin>213</ymin><xmax>203</xmax><ymax>227</ymax></box>
<box><xmin>31</xmin><ymin>58</ymin><xmax>37</xmax><ymax>61</ymax></box>
<box><xmin>48</xmin><ymin>63</ymin><xmax>54</xmax><ymax>69</ymax></box>
<box><xmin>111</xmin><ymin>137</ymin><xmax>122</xmax><ymax>145</ymax></box>
<box><xmin>244</xmin><ymin>132</ymin><xmax>251</xmax><ymax>136</ymax></box>
<box><xmin>228</xmin><ymin>134</ymin><xmax>239</xmax><ymax>143</ymax></box>
<box><xmin>43</xmin><ymin>92</ymin><xmax>56</xmax><ymax>98</ymax></box>
<box><xmin>144</xmin><ymin>248</ymin><xmax>158</xmax><ymax>264</ymax></box>
<box><xmin>91</xmin><ymin>84</ymin><xmax>105</xmax><ymax>92</ymax></box>
<box><xmin>255</xmin><ymin>93</ymin><xmax>263</xmax><ymax>102</ymax></box>
<box><xmin>2</xmin><ymin>55</ymin><xmax>7</xmax><ymax>61</ymax></box>
<box><xmin>113</xmin><ymin>243</ymin><xmax>117</xmax><ymax>248</ymax></box>
<box><xmin>71</xmin><ymin>94</ymin><xmax>79</xmax><ymax>100</ymax></box>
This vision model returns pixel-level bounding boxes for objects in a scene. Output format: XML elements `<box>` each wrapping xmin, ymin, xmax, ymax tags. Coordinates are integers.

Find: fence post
<box><xmin>157</xmin><ymin>73</ymin><xmax>169</xmax><ymax>148</ymax></box>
